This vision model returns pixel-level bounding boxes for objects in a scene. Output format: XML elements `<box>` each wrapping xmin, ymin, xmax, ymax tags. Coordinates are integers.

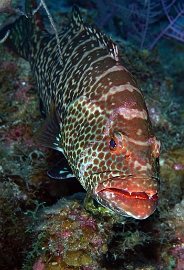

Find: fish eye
<box><xmin>109</xmin><ymin>138</ymin><xmax>116</xmax><ymax>150</ymax></box>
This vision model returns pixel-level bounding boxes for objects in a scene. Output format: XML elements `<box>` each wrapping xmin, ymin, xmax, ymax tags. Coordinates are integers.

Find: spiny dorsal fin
<box><xmin>84</xmin><ymin>19</ymin><xmax>119</xmax><ymax>61</ymax></box>
<box><xmin>88</xmin><ymin>27</ymin><xmax>119</xmax><ymax>61</ymax></box>
<box><xmin>71</xmin><ymin>5</ymin><xmax>84</xmax><ymax>30</ymax></box>
<box><xmin>34</xmin><ymin>101</ymin><xmax>63</xmax><ymax>152</ymax></box>
<box><xmin>63</xmin><ymin>5</ymin><xmax>119</xmax><ymax>61</ymax></box>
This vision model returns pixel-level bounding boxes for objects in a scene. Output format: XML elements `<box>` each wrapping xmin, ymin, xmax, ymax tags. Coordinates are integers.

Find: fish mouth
<box><xmin>95</xmin><ymin>177</ymin><xmax>159</xmax><ymax>219</ymax></box>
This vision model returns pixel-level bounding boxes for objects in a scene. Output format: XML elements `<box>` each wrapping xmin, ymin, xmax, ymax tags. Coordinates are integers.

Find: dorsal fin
<box><xmin>84</xmin><ymin>24</ymin><xmax>119</xmax><ymax>62</ymax></box>
<box><xmin>70</xmin><ymin>5</ymin><xmax>84</xmax><ymax>30</ymax></box>
<box><xmin>70</xmin><ymin>6</ymin><xmax>119</xmax><ymax>62</ymax></box>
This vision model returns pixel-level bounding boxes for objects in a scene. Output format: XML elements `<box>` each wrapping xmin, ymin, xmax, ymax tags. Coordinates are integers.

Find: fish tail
<box><xmin>0</xmin><ymin>0</ymin><xmax>44</xmax><ymax>60</ymax></box>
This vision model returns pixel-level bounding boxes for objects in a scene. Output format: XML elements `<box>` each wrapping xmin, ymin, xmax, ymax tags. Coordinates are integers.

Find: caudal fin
<box><xmin>0</xmin><ymin>0</ymin><xmax>45</xmax><ymax>60</ymax></box>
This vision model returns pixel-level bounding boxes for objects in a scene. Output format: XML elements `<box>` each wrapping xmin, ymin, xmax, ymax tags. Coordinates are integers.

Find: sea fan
<box><xmin>149</xmin><ymin>0</ymin><xmax>184</xmax><ymax>49</ymax></box>
<box><xmin>124</xmin><ymin>0</ymin><xmax>184</xmax><ymax>49</ymax></box>
<box><xmin>112</xmin><ymin>0</ymin><xmax>163</xmax><ymax>49</ymax></box>
<box><xmin>106</xmin><ymin>0</ymin><xmax>184</xmax><ymax>49</ymax></box>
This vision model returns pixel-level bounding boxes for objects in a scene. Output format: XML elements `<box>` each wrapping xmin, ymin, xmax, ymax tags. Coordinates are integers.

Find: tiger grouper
<box><xmin>0</xmin><ymin>0</ymin><xmax>161</xmax><ymax>219</ymax></box>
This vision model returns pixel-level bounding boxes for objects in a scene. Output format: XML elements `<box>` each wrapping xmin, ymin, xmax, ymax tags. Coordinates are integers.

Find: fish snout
<box><xmin>95</xmin><ymin>176</ymin><xmax>159</xmax><ymax>219</ymax></box>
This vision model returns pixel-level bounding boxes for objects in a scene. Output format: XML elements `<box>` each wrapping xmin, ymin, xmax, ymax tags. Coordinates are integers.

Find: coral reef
<box><xmin>30</xmin><ymin>198</ymin><xmax>117</xmax><ymax>270</ymax></box>
<box><xmin>0</xmin><ymin>179</ymin><xmax>44</xmax><ymax>269</ymax></box>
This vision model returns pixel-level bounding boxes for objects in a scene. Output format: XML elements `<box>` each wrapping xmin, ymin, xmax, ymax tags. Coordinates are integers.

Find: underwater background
<box><xmin>0</xmin><ymin>0</ymin><xmax>184</xmax><ymax>269</ymax></box>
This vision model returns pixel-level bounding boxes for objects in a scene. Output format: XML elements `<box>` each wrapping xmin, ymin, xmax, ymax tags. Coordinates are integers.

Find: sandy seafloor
<box><xmin>0</xmin><ymin>0</ymin><xmax>184</xmax><ymax>269</ymax></box>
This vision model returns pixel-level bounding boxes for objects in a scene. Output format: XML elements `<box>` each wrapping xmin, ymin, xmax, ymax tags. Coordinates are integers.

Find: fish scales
<box><xmin>0</xmin><ymin>0</ymin><xmax>161</xmax><ymax>219</ymax></box>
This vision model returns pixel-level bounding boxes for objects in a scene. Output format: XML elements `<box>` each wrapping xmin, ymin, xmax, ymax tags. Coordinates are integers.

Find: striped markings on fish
<box><xmin>0</xmin><ymin>0</ymin><xmax>161</xmax><ymax>219</ymax></box>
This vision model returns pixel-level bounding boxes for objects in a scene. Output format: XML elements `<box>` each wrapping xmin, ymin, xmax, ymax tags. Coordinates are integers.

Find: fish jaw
<box><xmin>94</xmin><ymin>177</ymin><xmax>159</xmax><ymax>219</ymax></box>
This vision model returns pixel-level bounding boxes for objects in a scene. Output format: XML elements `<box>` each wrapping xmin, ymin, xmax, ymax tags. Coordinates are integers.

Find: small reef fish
<box><xmin>0</xmin><ymin>0</ymin><xmax>161</xmax><ymax>219</ymax></box>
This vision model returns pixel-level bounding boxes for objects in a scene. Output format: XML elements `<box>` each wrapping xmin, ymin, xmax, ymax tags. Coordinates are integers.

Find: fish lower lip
<box><xmin>95</xmin><ymin>177</ymin><xmax>159</xmax><ymax>218</ymax></box>
<box><xmin>97</xmin><ymin>188</ymin><xmax>158</xmax><ymax>219</ymax></box>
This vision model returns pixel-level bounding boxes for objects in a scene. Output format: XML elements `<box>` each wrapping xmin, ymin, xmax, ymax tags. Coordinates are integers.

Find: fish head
<box><xmin>78</xmin><ymin>122</ymin><xmax>161</xmax><ymax>219</ymax></box>
<box><xmin>91</xmin><ymin>130</ymin><xmax>161</xmax><ymax>219</ymax></box>
<box><xmin>70</xmin><ymin>97</ymin><xmax>161</xmax><ymax>219</ymax></box>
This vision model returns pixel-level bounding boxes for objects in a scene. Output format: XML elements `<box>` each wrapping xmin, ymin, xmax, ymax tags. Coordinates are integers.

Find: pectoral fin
<box><xmin>47</xmin><ymin>158</ymin><xmax>75</xmax><ymax>179</ymax></box>
<box><xmin>34</xmin><ymin>101</ymin><xmax>63</xmax><ymax>152</ymax></box>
